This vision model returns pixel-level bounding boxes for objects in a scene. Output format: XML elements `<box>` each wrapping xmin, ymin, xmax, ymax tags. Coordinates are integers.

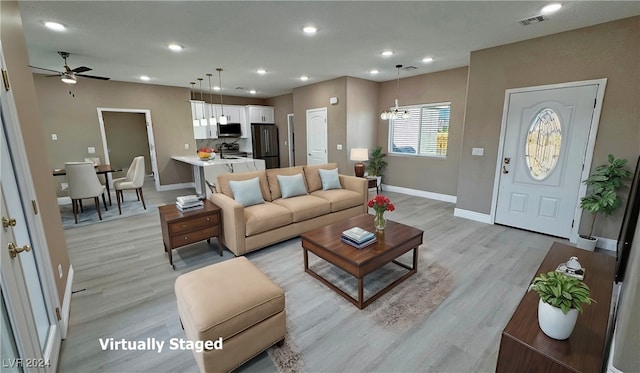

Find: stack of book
<box><xmin>176</xmin><ymin>195</ymin><xmax>204</xmax><ymax>212</ymax></box>
<box><xmin>341</xmin><ymin>227</ymin><xmax>376</xmax><ymax>249</ymax></box>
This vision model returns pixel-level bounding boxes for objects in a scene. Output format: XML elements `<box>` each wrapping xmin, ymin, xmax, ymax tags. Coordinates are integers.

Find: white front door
<box><xmin>495</xmin><ymin>83</ymin><xmax>601</xmax><ymax>238</ymax></box>
<box><xmin>306</xmin><ymin>108</ymin><xmax>327</xmax><ymax>165</ymax></box>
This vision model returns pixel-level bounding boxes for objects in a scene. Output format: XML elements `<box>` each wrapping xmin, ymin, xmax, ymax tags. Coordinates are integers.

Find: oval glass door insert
<box><xmin>525</xmin><ymin>108</ymin><xmax>562</xmax><ymax>180</ymax></box>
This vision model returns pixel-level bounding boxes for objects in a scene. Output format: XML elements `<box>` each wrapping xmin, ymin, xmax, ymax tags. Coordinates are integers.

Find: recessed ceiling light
<box><xmin>140</xmin><ymin>75</ymin><xmax>150</xmax><ymax>81</ymax></box>
<box><xmin>249</xmin><ymin>90</ymin><xmax>257</xmax><ymax>95</ymax></box>
<box><xmin>168</xmin><ymin>43</ymin><xmax>183</xmax><ymax>52</ymax></box>
<box><xmin>422</xmin><ymin>57</ymin><xmax>434</xmax><ymax>63</ymax></box>
<box><xmin>213</xmin><ymin>86</ymin><xmax>221</xmax><ymax>91</ymax></box>
<box><xmin>370</xmin><ymin>69</ymin><xmax>380</xmax><ymax>75</ymax></box>
<box><xmin>44</xmin><ymin>21</ymin><xmax>66</xmax><ymax>32</ymax></box>
<box><xmin>381</xmin><ymin>50</ymin><xmax>394</xmax><ymax>57</ymax></box>
<box><xmin>300</xmin><ymin>75</ymin><xmax>309</xmax><ymax>81</ymax></box>
<box><xmin>257</xmin><ymin>69</ymin><xmax>267</xmax><ymax>75</ymax></box>
<box><xmin>541</xmin><ymin>3</ymin><xmax>562</xmax><ymax>14</ymax></box>
<box><xmin>303</xmin><ymin>26</ymin><xmax>318</xmax><ymax>34</ymax></box>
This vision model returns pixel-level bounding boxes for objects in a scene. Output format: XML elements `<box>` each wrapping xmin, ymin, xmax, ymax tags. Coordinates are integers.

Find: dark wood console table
<box><xmin>496</xmin><ymin>242</ymin><xmax>615</xmax><ymax>373</ymax></box>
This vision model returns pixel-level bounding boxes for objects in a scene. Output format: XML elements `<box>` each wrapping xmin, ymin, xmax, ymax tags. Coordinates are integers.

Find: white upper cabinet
<box><xmin>191</xmin><ymin>100</ymin><xmax>208</xmax><ymax>139</ymax></box>
<box><xmin>247</xmin><ymin>105</ymin><xmax>275</xmax><ymax>124</ymax></box>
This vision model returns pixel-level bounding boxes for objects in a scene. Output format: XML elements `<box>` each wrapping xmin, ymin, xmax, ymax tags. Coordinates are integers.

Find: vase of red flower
<box><xmin>367</xmin><ymin>195</ymin><xmax>395</xmax><ymax>232</ymax></box>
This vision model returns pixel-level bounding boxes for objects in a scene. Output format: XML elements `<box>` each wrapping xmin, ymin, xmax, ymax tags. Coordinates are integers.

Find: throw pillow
<box><xmin>277</xmin><ymin>174</ymin><xmax>308</xmax><ymax>198</ymax></box>
<box><xmin>319</xmin><ymin>168</ymin><xmax>342</xmax><ymax>190</ymax></box>
<box><xmin>229</xmin><ymin>177</ymin><xmax>265</xmax><ymax>207</ymax></box>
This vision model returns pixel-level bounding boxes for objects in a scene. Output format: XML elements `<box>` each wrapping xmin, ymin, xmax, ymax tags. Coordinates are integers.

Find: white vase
<box><xmin>537</xmin><ymin>299</ymin><xmax>579</xmax><ymax>340</ymax></box>
<box><xmin>576</xmin><ymin>235</ymin><xmax>597</xmax><ymax>251</ymax></box>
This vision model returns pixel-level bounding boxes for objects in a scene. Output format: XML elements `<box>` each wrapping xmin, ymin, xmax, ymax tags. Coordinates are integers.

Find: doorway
<box><xmin>287</xmin><ymin>113</ymin><xmax>295</xmax><ymax>167</ymax></box>
<box><xmin>97</xmin><ymin>108</ymin><xmax>159</xmax><ymax>190</ymax></box>
<box><xmin>306</xmin><ymin>107</ymin><xmax>328</xmax><ymax>165</ymax></box>
<box><xmin>492</xmin><ymin>79</ymin><xmax>607</xmax><ymax>241</ymax></box>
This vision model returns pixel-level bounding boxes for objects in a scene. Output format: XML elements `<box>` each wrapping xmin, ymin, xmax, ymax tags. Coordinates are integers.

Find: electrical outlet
<box><xmin>337</xmin><ymin>144</ymin><xmax>343</xmax><ymax>150</ymax></box>
<box><xmin>184</xmin><ymin>144</ymin><xmax>190</xmax><ymax>150</ymax></box>
<box><xmin>472</xmin><ymin>147</ymin><xmax>484</xmax><ymax>156</ymax></box>
<box><xmin>88</xmin><ymin>147</ymin><xmax>96</xmax><ymax>154</ymax></box>
<box><xmin>58</xmin><ymin>264</ymin><xmax>63</xmax><ymax>279</ymax></box>
<box><xmin>51</xmin><ymin>134</ymin><xmax>58</xmax><ymax>140</ymax></box>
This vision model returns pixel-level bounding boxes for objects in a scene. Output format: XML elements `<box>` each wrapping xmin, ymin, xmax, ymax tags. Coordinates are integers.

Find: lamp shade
<box><xmin>350</xmin><ymin>148</ymin><xmax>369</xmax><ymax>162</ymax></box>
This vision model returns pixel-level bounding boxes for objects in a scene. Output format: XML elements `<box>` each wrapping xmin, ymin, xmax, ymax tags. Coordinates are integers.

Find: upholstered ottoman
<box><xmin>175</xmin><ymin>257</ymin><xmax>285</xmax><ymax>373</ymax></box>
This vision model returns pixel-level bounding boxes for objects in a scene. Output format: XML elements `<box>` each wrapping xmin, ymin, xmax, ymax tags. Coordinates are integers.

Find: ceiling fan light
<box><xmin>61</xmin><ymin>73</ymin><xmax>77</xmax><ymax>84</ymax></box>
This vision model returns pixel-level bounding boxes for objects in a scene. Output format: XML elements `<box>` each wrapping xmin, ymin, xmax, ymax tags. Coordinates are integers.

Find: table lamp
<box><xmin>350</xmin><ymin>148</ymin><xmax>369</xmax><ymax>177</ymax></box>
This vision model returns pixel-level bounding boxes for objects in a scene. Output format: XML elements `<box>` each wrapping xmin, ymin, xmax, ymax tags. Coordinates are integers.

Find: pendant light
<box><xmin>216</xmin><ymin>68</ymin><xmax>228</xmax><ymax>125</ymax></box>
<box><xmin>206</xmin><ymin>73</ymin><xmax>216</xmax><ymax>126</ymax></box>
<box><xmin>190</xmin><ymin>82</ymin><xmax>200</xmax><ymax>128</ymax></box>
<box><xmin>380</xmin><ymin>65</ymin><xmax>410</xmax><ymax>120</ymax></box>
<box><xmin>197</xmin><ymin>78</ymin><xmax>207</xmax><ymax>127</ymax></box>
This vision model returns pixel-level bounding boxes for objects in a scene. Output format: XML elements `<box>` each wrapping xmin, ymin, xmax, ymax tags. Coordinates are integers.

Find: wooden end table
<box><xmin>365</xmin><ymin>176</ymin><xmax>379</xmax><ymax>194</ymax></box>
<box><xmin>158</xmin><ymin>199</ymin><xmax>223</xmax><ymax>269</ymax></box>
<box><xmin>301</xmin><ymin>214</ymin><xmax>423</xmax><ymax>309</ymax></box>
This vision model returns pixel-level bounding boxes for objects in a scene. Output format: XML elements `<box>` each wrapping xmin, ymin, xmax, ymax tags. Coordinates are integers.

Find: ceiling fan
<box><xmin>29</xmin><ymin>51</ymin><xmax>110</xmax><ymax>84</ymax></box>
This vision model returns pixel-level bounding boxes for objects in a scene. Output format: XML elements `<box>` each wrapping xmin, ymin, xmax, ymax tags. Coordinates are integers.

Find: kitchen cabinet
<box><xmin>247</xmin><ymin>105</ymin><xmax>274</xmax><ymax>124</ymax></box>
<box><xmin>212</xmin><ymin>104</ymin><xmax>248</xmax><ymax>138</ymax></box>
<box><xmin>191</xmin><ymin>101</ymin><xmax>218</xmax><ymax>139</ymax></box>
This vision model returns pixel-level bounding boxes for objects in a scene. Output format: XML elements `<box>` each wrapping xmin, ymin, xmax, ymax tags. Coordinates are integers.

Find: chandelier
<box><xmin>380</xmin><ymin>64</ymin><xmax>410</xmax><ymax>120</ymax></box>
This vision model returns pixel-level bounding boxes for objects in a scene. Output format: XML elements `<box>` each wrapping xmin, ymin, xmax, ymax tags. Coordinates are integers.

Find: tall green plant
<box><xmin>366</xmin><ymin>146</ymin><xmax>388</xmax><ymax>178</ymax></box>
<box><xmin>579</xmin><ymin>154</ymin><xmax>632</xmax><ymax>238</ymax></box>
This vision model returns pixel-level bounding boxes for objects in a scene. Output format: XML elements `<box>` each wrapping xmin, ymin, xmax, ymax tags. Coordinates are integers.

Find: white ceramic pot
<box><xmin>576</xmin><ymin>235</ymin><xmax>597</xmax><ymax>251</ymax></box>
<box><xmin>537</xmin><ymin>299</ymin><xmax>579</xmax><ymax>340</ymax></box>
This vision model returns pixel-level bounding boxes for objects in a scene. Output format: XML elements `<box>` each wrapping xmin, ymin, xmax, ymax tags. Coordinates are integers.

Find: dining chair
<box><xmin>114</xmin><ymin>156</ymin><xmax>146</xmax><ymax>214</ymax></box>
<box><xmin>65</xmin><ymin>162</ymin><xmax>108</xmax><ymax>224</ymax></box>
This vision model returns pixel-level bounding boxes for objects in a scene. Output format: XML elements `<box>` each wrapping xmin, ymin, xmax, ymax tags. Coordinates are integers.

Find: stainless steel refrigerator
<box><xmin>251</xmin><ymin>124</ymin><xmax>280</xmax><ymax>169</ymax></box>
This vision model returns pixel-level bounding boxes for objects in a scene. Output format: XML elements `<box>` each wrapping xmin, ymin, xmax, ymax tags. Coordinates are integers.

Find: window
<box><xmin>525</xmin><ymin>108</ymin><xmax>562</xmax><ymax>180</ymax></box>
<box><xmin>389</xmin><ymin>102</ymin><xmax>451</xmax><ymax>157</ymax></box>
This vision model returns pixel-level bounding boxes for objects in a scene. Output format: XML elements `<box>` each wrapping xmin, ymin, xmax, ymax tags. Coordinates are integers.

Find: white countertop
<box><xmin>172</xmin><ymin>155</ymin><xmax>259</xmax><ymax>167</ymax></box>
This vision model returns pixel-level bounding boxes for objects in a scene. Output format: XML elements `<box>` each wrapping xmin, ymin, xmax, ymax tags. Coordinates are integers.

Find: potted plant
<box><xmin>366</xmin><ymin>146</ymin><xmax>388</xmax><ymax>189</ymax></box>
<box><xmin>578</xmin><ymin>154</ymin><xmax>632</xmax><ymax>250</ymax></box>
<box><xmin>529</xmin><ymin>271</ymin><xmax>595</xmax><ymax>340</ymax></box>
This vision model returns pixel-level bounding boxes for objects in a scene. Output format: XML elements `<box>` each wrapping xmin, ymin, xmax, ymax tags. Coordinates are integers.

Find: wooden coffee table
<box><xmin>301</xmin><ymin>214</ymin><xmax>423</xmax><ymax>309</ymax></box>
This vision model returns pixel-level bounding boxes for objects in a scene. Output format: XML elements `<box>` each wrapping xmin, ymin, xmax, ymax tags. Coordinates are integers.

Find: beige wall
<box><xmin>458</xmin><ymin>17</ymin><xmax>640</xmax><ymax>239</ymax></box>
<box><xmin>346</xmin><ymin>77</ymin><xmax>379</xmax><ymax>175</ymax></box>
<box><xmin>293</xmin><ymin>77</ymin><xmax>349</xmax><ymax>173</ymax></box>
<box><xmin>266</xmin><ymin>94</ymin><xmax>293</xmax><ymax>168</ymax></box>
<box><xmin>1</xmin><ymin>1</ymin><xmax>70</xmax><ymax>303</ymax></box>
<box><xmin>102</xmin><ymin>112</ymin><xmax>151</xmax><ymax>173</ymax></box>
<box><xmin>377</xmin><ymin>67</ymin><xmax>468</xmax><ymax>195</ymax></box>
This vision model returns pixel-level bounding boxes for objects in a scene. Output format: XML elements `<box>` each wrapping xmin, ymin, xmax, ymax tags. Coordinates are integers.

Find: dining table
<box><xmin>53</xmin><ymin>164</ymin><xmax>123</xmax><ymax>206</ymax></box>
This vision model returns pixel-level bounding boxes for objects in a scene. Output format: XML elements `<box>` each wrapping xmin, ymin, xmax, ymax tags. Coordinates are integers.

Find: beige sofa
<box><xmin>209</xmin><ymin>163</ymin><xmax>367</xmax><ymax>256</ymax></box>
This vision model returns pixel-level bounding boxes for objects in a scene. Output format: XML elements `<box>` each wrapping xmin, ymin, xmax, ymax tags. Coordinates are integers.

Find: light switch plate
<box><xmin>184</xmin><ymin>144</ymin><xmax>190</xmax><ymax>150</ymax></box>
<box><xmin>88</xmin><ymin>147</ymin><xmax>96</xmax><ymax>154</ymax></box>
<box><xmin>472</xmin><ymin>147</ymin><xmax>484</xmax><ymax>156</ymax></box>
<box><xmin>51</xmin><ymin>134</ymin><xmax>57</xmax><ymax>140</ymax></box>
<box><xmin>337</xmin><ymin>144</ymin><xmax>343</xmax><ymax>150</ymax></box>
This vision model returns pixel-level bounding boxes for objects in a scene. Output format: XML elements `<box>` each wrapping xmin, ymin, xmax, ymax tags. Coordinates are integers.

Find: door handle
<box><xmin>503</xmin><ymin>165</ymin><xmax>509</xmax><ymax>174</ymax></box>
<box><xmin>2</xmin><ymin>216</ymin><xmax>16</xmax><ymax>229</ymax></box>
<box><xmin>8</xmin><ymin>242</ymin><xmax>31</xmax><ymax>259</ymax></box>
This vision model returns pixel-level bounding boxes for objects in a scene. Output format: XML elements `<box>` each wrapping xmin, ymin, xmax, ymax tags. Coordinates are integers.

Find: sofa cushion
<box><xmin>245</xmin><ymin>202</ymin><xmax>292</xmax><ymax>236</ymax></box>
<box><xmin>229</xmin><ymin>177</ymin><xmax>265</xmax><ymax>207</ymax></box>
<box><xmin>218</xmin><ymin>170</ymin><xmax>272</xmax><ymax>202</ymax></box>
<box><xmin>311</xmin><ymin>189</ymin><xmax>364</xmax><ymax>212</ymax></box>
<box><xmin>272</xmin><ymin>195</ymin><xmax>331</xmax><ymax>222</ymax></box>
<box><xmin>303</xmin><ymin>163</ymin><xmax>339</xmax><ymax>193</ymax></box>
<box><xmin>319</xmin><ymin>168</ymin><xmax>342</xmax><ymax>190</ymax></box>
<box><xmin>277</xmin><ymin>174</ymin><xmax>308</xmax><ymax>198</ymax></box>
<box><xmin>266</xmin><ymin>166</ymin><xmax>306</xmax><ymax>200</ymax></box>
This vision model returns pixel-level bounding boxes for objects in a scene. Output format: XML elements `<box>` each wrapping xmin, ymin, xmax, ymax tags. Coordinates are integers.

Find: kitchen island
<box><xmin>172</xmin><ymin>156</ymin><xmax>266</xmax><ymax>198</ymax></box>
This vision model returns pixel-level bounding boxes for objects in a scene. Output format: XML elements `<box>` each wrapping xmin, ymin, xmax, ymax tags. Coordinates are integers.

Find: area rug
<box><xmin>248</xmin><ymin>240</ymin><xmax>454</xmax><ymax>373</ymax></box>
<box><xmin>59</xmin><ymin>197</ymin><xmax>156</xmax><ymax>229</ymax></box>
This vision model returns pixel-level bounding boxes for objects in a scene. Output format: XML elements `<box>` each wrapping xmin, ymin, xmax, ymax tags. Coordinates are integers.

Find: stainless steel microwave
<box><xmin>218</xmin><ymin>123</ymin><xmax>242</xmax><ymax>138</ymax></box>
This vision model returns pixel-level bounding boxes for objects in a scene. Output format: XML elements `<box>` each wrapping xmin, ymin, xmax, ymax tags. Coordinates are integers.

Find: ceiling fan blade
<box><xmin>77</xmin><ymin>74</ymin><xmax>110</xmax><ymax>80</ymax></box>
<box><xmin>29</xmin><ymin>65</ymin><xmax>62</xmax><ymax>74</ymax></box>
<box><xmin>72</xmin><ymin>66</ymin><xmax>92</xmax><ymax>74</ymax></box>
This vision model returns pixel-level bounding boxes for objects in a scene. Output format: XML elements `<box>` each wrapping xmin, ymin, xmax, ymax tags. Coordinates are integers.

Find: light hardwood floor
<box><xmin>59</xmin><ymin>179</ymin><xmax>570</xmax><ymax>372</ymax></box>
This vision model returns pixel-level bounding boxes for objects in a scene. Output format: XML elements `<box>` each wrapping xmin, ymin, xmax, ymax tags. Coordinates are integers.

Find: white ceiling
<box><xmin>19</xmin><ymin>1</ymin><xmax>640</xmax><ymax>98</ymax></box>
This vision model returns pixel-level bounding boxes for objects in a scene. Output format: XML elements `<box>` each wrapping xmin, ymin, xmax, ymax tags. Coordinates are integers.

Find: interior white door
<box><xmin>495</xmin><ymin>84</ymin><xmax>599</xmax><ymax>238</ymax></box>
<box><xmin>306</xmin><ymin>108</ymin><xmax>327</xmax><ymax>165</ymax></box>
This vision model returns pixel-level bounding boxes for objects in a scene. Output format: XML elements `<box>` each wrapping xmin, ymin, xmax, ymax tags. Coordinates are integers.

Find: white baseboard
<box><xmin>60</xmin><ymin>264</ymin><xmax>74</xmax><ymax>339</ymax></box>
<box><xmin>382</xmin><ymin>184</ymin><xmax>457</xmax><ymax>204</ymax></box>
<box><xmin>594</xmin><ymin>236</ymin><xmax>617</xmax><ymax>251</ymax></box>
<box><xmin>453</xmin><ymin>208</ymin><xmax>493</xmax><ymax>224</ymax></box>
<box><xmin>57</xmin><ymin>196</ymin><xmax>71</xmax><ymax>205</ymax></box>
<box><xmin>156</xmin><ymin>182</ymin><xmax>194</xmax><ymax>192</ymax></box>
